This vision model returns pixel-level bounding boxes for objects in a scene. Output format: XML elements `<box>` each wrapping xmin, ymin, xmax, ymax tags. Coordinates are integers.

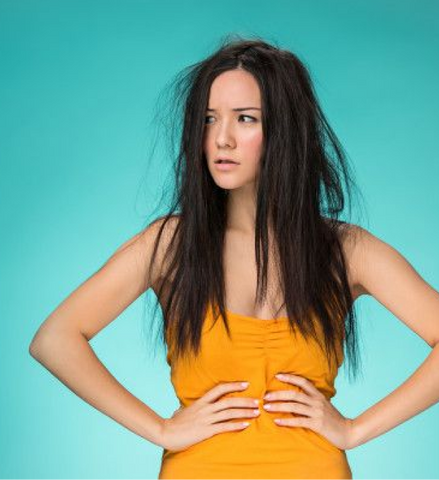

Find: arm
<box><xmin>30</xmin><ymin>330</ymin><xmax>165</xmax><ymax>446</ymax></box>
<box><xmin>29</xmin><ymin>218</ymin><xmax>175</xmax><ymax>447</ymax></box>
<box><xmin>347</xmin><ymin>226</ymin><xmax>439</xmax><ymax>448</ymax></box>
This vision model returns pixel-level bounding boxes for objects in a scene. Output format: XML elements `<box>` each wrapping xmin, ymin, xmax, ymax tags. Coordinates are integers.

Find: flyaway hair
<box><xmin>138</xmin><ymin>34</ymin><xmax>368</xmax><ymax>383</ymax></box>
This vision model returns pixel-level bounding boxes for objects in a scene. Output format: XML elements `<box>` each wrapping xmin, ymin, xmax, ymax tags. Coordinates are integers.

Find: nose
<box><xmin>215</xmin><ymin>121</ymin><xmax>236</xmax><ymax>149</ymax></box>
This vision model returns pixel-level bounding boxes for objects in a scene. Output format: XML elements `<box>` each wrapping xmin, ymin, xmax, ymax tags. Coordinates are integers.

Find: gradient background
<box><xmin>1</xmin><ymin>0</ymin><xmax>438</xmax><ymax>478</ymax></box>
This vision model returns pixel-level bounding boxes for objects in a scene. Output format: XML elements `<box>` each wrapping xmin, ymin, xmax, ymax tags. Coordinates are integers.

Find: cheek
<box><xmin>242</xmin><ymin>129</ymin><xmax>263</xmax><ymax>162</ymax></box>
<box><xmin>202</xmin><ymin>132</ymin><xmax>209</xmax><ymax>154</ymax></box>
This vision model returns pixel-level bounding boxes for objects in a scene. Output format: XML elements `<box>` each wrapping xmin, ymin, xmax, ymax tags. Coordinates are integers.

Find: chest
<box><xmin>222</xmin><ymin>230</ymin><xmax>286</xmax><ymax>319</ymax></box>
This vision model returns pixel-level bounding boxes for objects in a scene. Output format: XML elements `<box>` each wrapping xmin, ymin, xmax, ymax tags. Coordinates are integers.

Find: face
<box><xmin>203</xmin><ymin>69</ymin><xmax>263</xmax><ymax>191</ymax></box>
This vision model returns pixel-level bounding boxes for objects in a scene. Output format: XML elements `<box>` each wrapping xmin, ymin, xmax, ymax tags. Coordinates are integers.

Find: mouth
<box><xmin>214</xmin><ymin>159</ymin><xmax>239</xmax><ymax>164</ymax></box>
<box><xmin>214</xmin><ymin>158</ymin><xmax>239</xmax><ymax>171</ymax></box>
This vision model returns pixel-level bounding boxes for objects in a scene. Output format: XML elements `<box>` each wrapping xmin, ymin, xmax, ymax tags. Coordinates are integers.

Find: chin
<box><xmin>217</xmin><ymin>181</ymin><xmax>254</xmax><ymax>192</ymax></box>
<box><xmin>213</xmin><ymin>180</ymin><xmax>238</xmax><ymax>190</ymax></box>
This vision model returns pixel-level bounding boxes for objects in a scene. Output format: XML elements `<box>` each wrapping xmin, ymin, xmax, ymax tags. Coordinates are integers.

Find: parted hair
<box><xmin>141</xmin><ymin>34</ymin><xmax>367</xmax><ymax>382</ymax></box>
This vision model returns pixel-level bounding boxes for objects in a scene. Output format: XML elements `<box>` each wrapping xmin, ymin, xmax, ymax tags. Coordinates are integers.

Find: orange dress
<box><xmin>158</xmin><ymin>302</ymin><xmax>352</xmax><ymax>479</ymax></box>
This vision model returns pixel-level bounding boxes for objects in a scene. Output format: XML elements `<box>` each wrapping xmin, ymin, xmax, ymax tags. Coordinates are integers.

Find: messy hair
<box><xmin>141</xmin><ymin>34</ymin><xmax>367</xmax><ymax>382</ymax></box>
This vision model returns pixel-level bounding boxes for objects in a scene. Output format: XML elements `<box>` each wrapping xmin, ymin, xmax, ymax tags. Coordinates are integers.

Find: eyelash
<box><xmin>204</xmin><ymin>114</ymin><xmax>257</xmax><ymax>124</ymax></box>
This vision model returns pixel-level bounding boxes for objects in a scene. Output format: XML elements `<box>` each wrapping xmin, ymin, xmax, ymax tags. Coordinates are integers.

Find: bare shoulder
<box><xmin>336</xmin><ymin>221</ymin><xmax>411</xmax><ymax>300</ymax></box>
<box><xmin>334</xmin><ymin>221</ymin><xmax>371</xmax><ymax>299</ymax></box>
<box><xmin>29</xmin><ymin>214</ymin><xmax>182</xmax><ymax>345</ymax></box>
<box><xmin>133</xmin><ymin>214</ymin><xmax>180</xmax><ymax>280</ymax></box>
<box><xmin>336</xmin><ymin>221</ymin><xmax>439</xmax><ymax>347</ymax></box>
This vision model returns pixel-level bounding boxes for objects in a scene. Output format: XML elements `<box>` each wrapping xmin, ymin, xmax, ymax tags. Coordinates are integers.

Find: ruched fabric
<box><xmin>158</xmin><ymin>302</ymin><xmax>352</xmax><ymax>479</ymax></box>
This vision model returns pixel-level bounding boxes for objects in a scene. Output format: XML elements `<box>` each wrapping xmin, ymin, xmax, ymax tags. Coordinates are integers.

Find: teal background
<box><xmin>1</xmin><ymin>0</ymin><xmax>438</xmax><ymax>478</ymax></box>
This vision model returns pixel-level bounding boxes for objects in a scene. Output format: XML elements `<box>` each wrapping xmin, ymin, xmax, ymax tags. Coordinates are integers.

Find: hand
<box><xmin>160</xmin><ymin>381</ymin><xmax>260</xmax><ymax>452</ymax></box>
<box><xmin>263</xmin><ymin>373</ymin><xmax>356</xmax><ymax>450</ymax></box>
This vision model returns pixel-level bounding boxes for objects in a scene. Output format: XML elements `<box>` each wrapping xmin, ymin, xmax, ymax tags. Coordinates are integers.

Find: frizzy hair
<box><xmin>139</xmin><ymin>34</ymin><xmax>368</xmax><ymax>382</ymax></box>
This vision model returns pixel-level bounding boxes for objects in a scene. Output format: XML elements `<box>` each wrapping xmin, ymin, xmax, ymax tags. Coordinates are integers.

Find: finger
<box><xmin>211</xmin><ymin>407</ymin><xmax>260</xmax><ymax>423</ymax></box>
<box><xmin>274</xmin><ymin>416</ymin><xmax>314</xmax><ymax>429</ymax></box>
<box><xmin>211</xmin><ymin>420</ymin><xmax>251</xmax><ymax>435</ymax></box>
<box><xmin>212</xmin><ymin>396</ymin><xmax>260</xmax><ymax>412</ymax></box>
<box><xmin>276</xmin><ymin>374</ymin><xmax>323</xmax><ymax>398</ymax></box>
<box><xmin>263</xmin><ymin>401</ymin><xmax>313</xmax><ymax>417</ymax></box>
<box><xmin>200</xmin><ymin>382</ymin><xmax>250</xmax><ymax>404</ymax></box>
<box><xmin>264</xmin><ymin>389</ymin><xmax>312</xmax><ymax>405</ymax></box>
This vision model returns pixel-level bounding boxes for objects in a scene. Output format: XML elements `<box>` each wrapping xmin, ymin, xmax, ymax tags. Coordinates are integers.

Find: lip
<box><xmin>214</xmin><ymin>161</ymin><xmax>239</xmax><ymax>172</ymax></box>
<box><xmin>214</xmin><ymin>157</ymin><xmax>239</xmax><ymax>163</ymax></box>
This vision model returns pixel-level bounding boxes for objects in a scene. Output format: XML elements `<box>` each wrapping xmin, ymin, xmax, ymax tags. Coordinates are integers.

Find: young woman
<box><xmin>29</xmin><ymin>37</ymin><xmax>439</xmax><ymax>479</ymax></box>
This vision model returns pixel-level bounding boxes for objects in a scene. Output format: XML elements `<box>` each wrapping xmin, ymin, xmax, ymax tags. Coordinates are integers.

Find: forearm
<box><xmin>29</xmin><ymin>331</ymin><xmax>164</xmax><ymax>447</ymax></box>
<box><xmin>351</xmin><ymin>343</ymin><xmax>439</xmax><ymax>448</ymax></box>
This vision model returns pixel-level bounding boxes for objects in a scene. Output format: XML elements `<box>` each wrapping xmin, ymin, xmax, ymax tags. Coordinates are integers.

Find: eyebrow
<box><xmin>206</xmin><ymin>107</ymin><xmax>261</xmax><ymax>112</ymax></box>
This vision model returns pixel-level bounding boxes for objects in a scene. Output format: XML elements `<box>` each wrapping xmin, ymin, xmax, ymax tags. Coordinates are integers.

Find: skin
<box><xmin>200</xmin><ymin>68</ymin><xmax>439</xmax><ymax>452</ymax></box>
<box><xmin>29</xmin><ymin>69</ymin><xmax>439</xmax><ymax>456</ymax></box>
<box><xmin>204</xmin><ymin>68</ymin><xmax>263</xmax><ymax>235</ymax></box>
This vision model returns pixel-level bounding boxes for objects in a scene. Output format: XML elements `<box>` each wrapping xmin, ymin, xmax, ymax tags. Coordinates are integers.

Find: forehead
<box><xmin>207</xmin><ymin>69</ymin><xmax>261</xmax><ymax>108</ymax></box>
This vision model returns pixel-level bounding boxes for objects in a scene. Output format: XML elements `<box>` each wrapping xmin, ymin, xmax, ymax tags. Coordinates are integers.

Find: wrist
<box><xmin>140</xmin><ymin>411</ymin><xmax>167</xmax><ymax>448</ymax></box>
<box><xmin>347</xmin><ymin>417</ymin><xmax>364</xmax><ymax>449</ymax></box>
<box><xmin>158</xmin><ymin>417</ymin><xmax>168</xmax><ymax>449</ymax></box>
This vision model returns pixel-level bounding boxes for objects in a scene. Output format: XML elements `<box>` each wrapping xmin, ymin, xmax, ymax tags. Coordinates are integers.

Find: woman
<box><xmin>29</xmin><ymin>36</ymin><xmax>439</xmax><ymax>479</ymax></box>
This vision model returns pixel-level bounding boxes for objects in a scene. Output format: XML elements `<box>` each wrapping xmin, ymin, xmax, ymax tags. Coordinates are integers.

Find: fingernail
<box><xmin>263</xmin><ymin>404</ymin><xmax>271</xmax><ymax>409</ymax></box>
<box><xmin>241</xmin><ymin>382</ymin><xmax>249</xmax><ymax>387</ymax></box>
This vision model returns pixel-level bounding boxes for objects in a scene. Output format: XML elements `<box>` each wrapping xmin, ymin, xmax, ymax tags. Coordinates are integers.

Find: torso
<box><xmin>157</xmin><ymin>219</ymin><xmax>355</xmax><ymax>478</ymax></box>
<box><xmin>153</xmin><ymin>220</ymin><xmax>364</xmax><ymax>320</ymax></box>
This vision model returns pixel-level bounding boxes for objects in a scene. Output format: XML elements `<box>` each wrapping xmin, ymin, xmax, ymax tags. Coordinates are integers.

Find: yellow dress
<box><xmin>158</xmin><ymin>302</ymin><xmax>352</xmax><ymax>479</ymax></box>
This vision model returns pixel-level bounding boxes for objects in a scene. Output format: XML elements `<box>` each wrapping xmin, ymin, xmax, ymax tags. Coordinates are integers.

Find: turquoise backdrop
<box><xmin>1</xmin><ymin>0</ymin><xmax>438</xmax><ymax>478</ymax></box>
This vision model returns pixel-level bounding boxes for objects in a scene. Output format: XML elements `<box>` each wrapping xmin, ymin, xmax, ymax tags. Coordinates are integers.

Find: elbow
<box><xmin>29</xmin><ymin>336</ymin><xmax>45</xmax><ymax>360</ymax></box>
<box><xmin>28</xmin><ymin>330</ymin><xmax>56</xmax><ymax>360</ymax></box>
<box><xmin>28</xmin><ymin>329</ymin><xmax>88</xmax><ymax>360</ymax></box>
<box><xmin>28</xmin><ymin>341</ymin><xmax>36</xmax><ymax>358</ymax></box>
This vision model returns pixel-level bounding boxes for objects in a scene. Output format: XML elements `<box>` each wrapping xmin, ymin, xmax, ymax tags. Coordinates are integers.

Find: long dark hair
<box><xmin>140</xmin><ymin>34</ymin><xmax>367</xmax><ymax>382</ymax></box>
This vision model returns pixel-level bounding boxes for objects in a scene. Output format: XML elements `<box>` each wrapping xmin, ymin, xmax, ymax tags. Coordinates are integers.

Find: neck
<box><xmin>226</xmin><ymin>182</ymin><xmax>257</xmax><ymax>235</ymax></box>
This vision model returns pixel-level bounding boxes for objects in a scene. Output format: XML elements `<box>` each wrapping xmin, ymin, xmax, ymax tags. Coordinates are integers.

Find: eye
<box><xmin>204</xmin><ymin>114</ymin><xmax>258</xmax><ymax>125</ymax></box>
<box><xmin>239</xmin><ymin>114</ymin><xmax>257</xmax><ymax>122</ymax></box>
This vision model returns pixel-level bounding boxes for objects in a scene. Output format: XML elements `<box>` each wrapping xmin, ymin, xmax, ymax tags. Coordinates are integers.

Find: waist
<box><xmin>162</xmin><ymin>411</ymin><xmax>346</xmax><ymax>465</ymax></box>
<box><xmin>159</xmin><ymin>417</ymin><xmax>352</xmax><ymax>479</ymax></box>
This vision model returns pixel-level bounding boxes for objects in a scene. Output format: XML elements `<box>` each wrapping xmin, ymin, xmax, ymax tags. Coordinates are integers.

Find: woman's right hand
<box><xmin>160</xmin><ymin>381</ymin><xmax>260</xmax><ymax>452</ymax></box>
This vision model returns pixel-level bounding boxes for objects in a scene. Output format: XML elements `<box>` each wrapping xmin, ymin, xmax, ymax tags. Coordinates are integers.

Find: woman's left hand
<box><xmin>263</xmin><ymin>373</ymin><xmax>357</xmax><ymax>450</ymax></box>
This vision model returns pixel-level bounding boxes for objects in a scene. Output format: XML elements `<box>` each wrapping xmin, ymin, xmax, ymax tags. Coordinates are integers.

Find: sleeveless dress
<box><xmin>158</xmin><ymin>302</ymin><xmax>352</xmax><ymax>479</ymax></box>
